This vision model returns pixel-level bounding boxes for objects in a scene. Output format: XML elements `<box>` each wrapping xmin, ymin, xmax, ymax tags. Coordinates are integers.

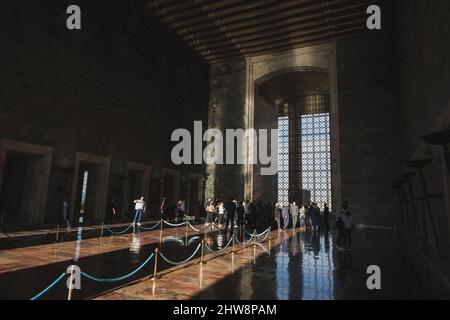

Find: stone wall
<box><xmin>0</xmin><ymin>0</ymin><xmax>209</xmax><ymax>223</ymax></box>
<box><xmin>336</xmin><ymin>29</ymin><xmax>401</xmax><ymax>227</ymax></box>
<box><xmin>394</xmin><ymin>0</ymin><xmax>450</xmax><ymax>255</ymax></box>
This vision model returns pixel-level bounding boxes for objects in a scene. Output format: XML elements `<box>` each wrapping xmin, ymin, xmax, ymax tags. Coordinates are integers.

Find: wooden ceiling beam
<box><xmin>158</xmin><ymin>0</ymin><xmax>275</xmax><ymax>24</ymax></box>
<box><xmin>205</xmin><ymin>24</ymin><xmax>367</xmax><ymax>61</ymax></box>
<box><xmin>177</xmin><ymin>0</ymin><xmax>361</xmax><ymax>46</ymax></box>
<box><xmin>195</xmin><ymin>8</ymin><xmax>367</xmax><ymax>52</ymax></box>
<box><xmin>192</xmin><ymin>1</ymin><xmax>371</xmax><ymax>45</ymax></box>
<box><xmin>170</xmin><ymin>0</ymin><xmax>324</xmax><ymax>31</ymax></box>
<box><xmin>200</xmin><ymin>17</ymin><xmax>366</xmax><ymax>56</ymax></box>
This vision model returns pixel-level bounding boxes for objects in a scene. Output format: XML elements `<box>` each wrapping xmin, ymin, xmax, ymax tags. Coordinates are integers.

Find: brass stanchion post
<box><xmin>100</xmin><ymin>222</ymin><xmax>104</xmax><ymax>238</ymax></box>
<box><xmin>67</xmin><ymin>265</ymin><xmax>74</xmax><ymax>300</ymax></box>
<box><xmin>268</xmin><ymin>235</ymin><xmax>272</xmax><ymax>254</ymax></box>
<box><xmin>199</xmin><ymin>239</ymin><xmax>207</xmax><ymax>264</ymax></box>
<box><xmin>151</xmin><ymin>248</ymin><xmax>160</xmax><ymax>280</ymax></box>
<box><xmin>185</xmin><ymin>221</ymin><xmax>188</xmax><ymax>238</ymax></box>
<box><xmin>231</xmin><ymin>234</ymin><xmax>235</xmax><ymax>253</ymax></box>
<box><xmin>231</xmin><ymin>249</ymin><xmax>235</xmax><ymax>274</ymax></box>
<box><xmin>159</xmin><ymin>218</ymin><xmax>163</xmax><ymax>243</ymax></box>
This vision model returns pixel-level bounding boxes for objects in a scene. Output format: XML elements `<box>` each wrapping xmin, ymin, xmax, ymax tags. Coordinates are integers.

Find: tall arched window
<box><xmin>278</xmin><ymin>94</ymin><xmax>331</xmax><ymax>208</ymax></box>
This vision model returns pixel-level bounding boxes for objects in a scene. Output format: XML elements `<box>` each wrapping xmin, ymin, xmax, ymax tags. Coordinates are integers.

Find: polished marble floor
<box><xmin>1</xmin><ymin>222</ymin><xmax>449</xmax><ymax>300</ymax></box>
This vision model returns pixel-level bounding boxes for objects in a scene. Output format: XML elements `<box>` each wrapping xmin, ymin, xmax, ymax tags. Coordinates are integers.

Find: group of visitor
<box><xmin>61</xmin><ymin>193</ymin><xmax>355</xmax><ymax>251</ymax></box>
<box><xmin>274</xmin><ymin>201</ymin><xmax>330</xmax><ymax>232</ymax></box>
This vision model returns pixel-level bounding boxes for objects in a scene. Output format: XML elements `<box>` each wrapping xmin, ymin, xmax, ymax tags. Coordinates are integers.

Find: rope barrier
<box><xmin>138</xmin><ymin>220</ymin><xmax>161</xmax><ymax>231</ymax></box>
<box><xmin>159</xmin><ymin>243</ymin><xmax>202</xmax><ymax>266</ymax></box>
<box><xmin>1</xmin><ymin>228</ymin><xmax>55</xmax><ymax>242</ymax></box>
<box><xmin>30</xmin><ymin>272</ymin><xmax>66</xmax><ymax>300</ymax></box>
<box><xmin>162</xmin><ymin>220</ymin><xmax>186</xmax><ymax>227</ymax></box>
<box><xmin>104</xmin><ymin>224</ymin><xmax>133</xmax><ymax>235</ymax></box>
<box><xmin>187</xmin><ymin>236</ymin><xmax>202</xmax><ymax>245</ymax></box>
<box><xmin>244</xmin><ymin>228</ymin><xmax>270</xmax><ymax>238</ymax></box>
<box><xmin>205</xmin><ymin>237</ymin><xmax>233</xmax><ymax>253</ymax></box>
<box><xmin>187</xmin><ymin>221</ymin><xmax>209</xmax><ymax>232</ymax></box>
<box><xmin>252</xmin><ymin>242</ymin><xmax>270</xmax><ymax>254</ymax></box>
<box><xmin>81</xmin><ymin>253</ymin><xmax>155</xmax><ymax>283</ymax></box>
<box><xmin>255</xmin><ymin>230</ymin><xmax>270</xmax><ymax>242</ymax></box>
<box><xmin>235</xmin><ymin>235</ymin><xmax>255</xmax><ymax>246</ymax></box>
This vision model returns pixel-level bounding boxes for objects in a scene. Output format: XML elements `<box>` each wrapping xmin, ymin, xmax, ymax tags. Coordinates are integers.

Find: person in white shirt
<box><xmin>217</xmin><ymin>201</ymin><xmax>225</xmax><ymax>226</ymax></box>
<box><xmin>133</xmin><ymin>196</ymin><xmax>145</xmax><ymax>226</ymax></box>
<box><xmin>299</xmin><ymin>205</ymin><xmax>306</xmax><ymax>230</ymax></box>
<box><xmin>205</xmin><ymin>201</ymin><xmax>215</xmax><ymax>226</ymax></box>
<box><xmin>290</xmin><ymin>202</ymin><xmax>299</xmax><ymax>229</ymax></box>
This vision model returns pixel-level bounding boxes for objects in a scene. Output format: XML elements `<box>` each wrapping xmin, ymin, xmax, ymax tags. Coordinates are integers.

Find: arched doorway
<box><xmin>244</xmin><ymin>43</ymin><xmax>340</xmax><ymax>211</ymax></box>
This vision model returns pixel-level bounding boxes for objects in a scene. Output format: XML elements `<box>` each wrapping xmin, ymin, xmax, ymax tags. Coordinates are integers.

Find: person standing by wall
<box><xmin>290</xmin><ymin>201</ymin><xmax>299</xmax><ymax>229</ymax></box>
<box><xmin>105</xmin><ymin>198</ymin><xmax>116</xmax><ymax>225</ymax></box>
<box><xmin>62</xmin><ymin>198</ymin><xmax>70</xmax><ymax>229</ymax></box>
<box><xmin>133</xmin><ymin>196</ymin><xmax>145</xmax><ymax>226</ymax></box>
<box><xmin>341</xmin><ymin>201</ymin><xmax>354</xmax><ymax>250</ymax></box>
<box><xmin>335</xmin><ymin>200</ymin><xmax>349</xmax><ymax>250</ymax></box>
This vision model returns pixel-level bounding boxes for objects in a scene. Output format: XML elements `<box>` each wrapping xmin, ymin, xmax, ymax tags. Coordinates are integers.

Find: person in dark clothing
<box><xmin>170</xmin><ymin>204</ymin><xmax>177</xmax><ymax>222</ymax></box>
<box><xmin>248</xmin><ymin>201</ymin><xmax>257</xmax><ymax>231</ymax></box>
<box><xmin>105</xmin><ymin>198</ymin><xmax>116</xmax><ymax>225</ymax></box>
<box><xmin>335</xmin><ymin>201</ymin><xmax>349</xmax><ymax>250</ymax></box>
<box><xmin>236</xmin><ymin>201</ymin><xmax>244</xmax><ymax>229</ymax></box>
<box><xmin>162</xmin><ymin>201</ymin><xmax>170</xmax><ymax>221</ymax></box>
<box><xmin>265</xmin><ymin>202</ymin><xmax>273</xmax><ymax>230</ymax></box>
<box><xmin>306</xmin><ymin>203</ymin><xmax>313</xmax><ymax>232</ymax></box>
<box><xmin>256</xmin><ymin>201</ymin><xmax>264</xmax><ymax>232</ymax></box>
<box><xmin>193</xmin><ymin>201</ymin><xmax>201</xmax><ymax>223</ymax></box>
<box><xmin>225</xmin><ymin>197</ymin><xmax>237</xmax><ymax>234</ymax></box>
<box><xmin>322</xmin><ymin>203</ymin><xmax>330</xmax><ymax>231</ymax></box>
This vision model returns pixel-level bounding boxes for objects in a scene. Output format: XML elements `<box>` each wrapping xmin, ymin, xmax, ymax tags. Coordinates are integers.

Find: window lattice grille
<box><xmin>277</xmin><ymin>95</ymin><xmax>331</xmax><ymax>209</ymax></box>
<box><xmin>277</xmin><ymin>114</ymin><xmax>289</xmax><ymax>205</ymax></box>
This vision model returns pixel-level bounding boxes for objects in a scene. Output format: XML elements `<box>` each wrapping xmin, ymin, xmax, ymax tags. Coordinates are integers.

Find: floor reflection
<box><xmin>194</xmin><ymin>229</ymin><xmax>450</xmax><ymax>300</ymax></box>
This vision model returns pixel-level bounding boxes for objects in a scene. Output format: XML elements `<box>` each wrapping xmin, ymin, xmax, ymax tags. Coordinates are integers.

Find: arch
<box><xmin>243</xmin><ymin>43</ymin><xmax>341</xmax><ymax>211</ymax></box>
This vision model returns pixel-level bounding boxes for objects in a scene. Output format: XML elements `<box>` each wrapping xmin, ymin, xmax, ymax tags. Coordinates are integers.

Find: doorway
<box><xmin>0</xmin><ymin>139</ymin><xmax>53</xmax><ymax>226</ymax></box>
<box><xmin>121</xmin><ymin>162</ymin><xmax>150</xmax><ymax>220</ymax></box>
<box><xmin>70</xmin><ymin>153</ymin><xmax>110</xmax><ymax>223</ymax></box>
